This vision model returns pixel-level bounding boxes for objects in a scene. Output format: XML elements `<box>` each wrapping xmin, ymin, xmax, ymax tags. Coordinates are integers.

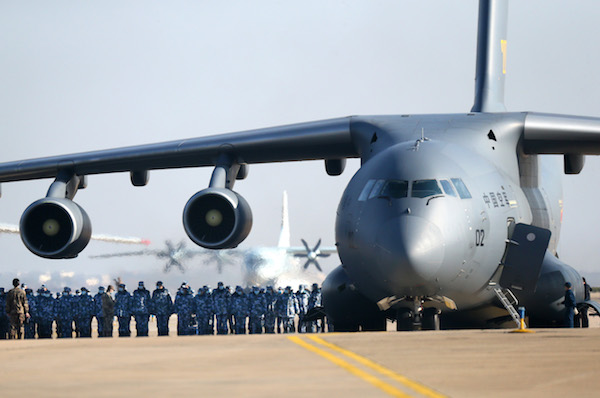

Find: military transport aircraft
<box><xmin>0</xmin><ymin>0</ymin><xmax>599</xmax><ymax>331</ymax></box>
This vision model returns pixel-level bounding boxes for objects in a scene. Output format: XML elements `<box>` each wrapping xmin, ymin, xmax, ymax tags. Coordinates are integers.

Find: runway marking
<box><xmin>288</xmin><ymin>336</ymin><xmax>413</xmax><ymax>398</ymax></box>
<box><xmin>307</xmin><ymin>335</ymin><xmax>447</xmax><ymax>398</ymax></box>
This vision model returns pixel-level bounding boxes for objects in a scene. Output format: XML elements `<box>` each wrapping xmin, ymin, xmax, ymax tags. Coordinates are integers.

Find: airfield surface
<box><xmin>1</xmin><ymin>317</ymin><xmax>599</xmax><ymax>398</ymax></box>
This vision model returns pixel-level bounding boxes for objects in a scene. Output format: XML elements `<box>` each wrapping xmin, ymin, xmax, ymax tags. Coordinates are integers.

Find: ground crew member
<box><xmin>308</xmin><ymin>283</ymin><xmax>322</xmax><ymax>333</ymax></box>
<box><xmin>5</xmin><ymin>278</ymin><xmax>29</xmax><ymax>339</ymax></box>
<box><xmin>296</xmin><ymin>285</ymin><xmax>310</xmax><ymax>333</ymax></box>
<box><xmin>562</xmin><ymin>282</ymin><xmax>577</xmax><ymax>328</ymax></box>
<box><xmin>194</xmin><ymin>286</ymin><xmax>213</xmax><ymax>335</ymax></box>
<box><xmin>580</xmin><ymin>277</ymin><xmax>593</xmax><ymax>328</ymax></box>
<box><xmin>56</xmin><ymin>287</ymin><xmax>76</xmax><ymax>338</ymax></box>
<box><xmin>248</xmin><ymin>286</ymin><xmax>265</xmax><ymax>334</ymax></box>
<box><xmin>264</xmin><ymin>286</ymin><xmax>277</xmax><ymax>334</ymax></box>
<box><xmin>212</xmin><ymin>282</ymin><xmax>230</xmax><ymax>335</ymax></box>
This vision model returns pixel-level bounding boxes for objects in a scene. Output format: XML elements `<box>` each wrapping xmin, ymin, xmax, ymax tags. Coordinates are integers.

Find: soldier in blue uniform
<box><xmin>248</xmin><ymin>286</ymin><xmax>266</xmax><ymax>334</ymax></box>
<box><xmin>307</xmin><ymin>283</ymin><xmax>322</xmax><ymax>333</ymax></box>
<box><xmin>275</xmin><ymin>286</ymin><xmax>284</xmax><ymax>333</ymax></box>
<box><xmin>56</xmin><ymin>287</ymin><xmax>76</xmax><ymax>338</ymax></box>
<box><xmin>94</xmin><ymin>286</ymin><xmax>105</xmax><ymax>337</ymax></box>
<box><xmin>36</xmin><ymin>286</ymin><xmax>55</xmax><ymax>338</ymax></box>
<box><xmin>195</xmin><ymin>286</ymin><xmax>214</xmax><ymax>335</ymax></box>
<box><xmin>131</xmin><ymin>281</ymin><xmax>152</xmax><ymax>337</ymax></box>
<box><xmin>278</xmin><ymin>286</ymin><xmax>299</xmax><ymax>333</ymax></box>
<box><xmin>263</xmin><ymin>286</ymin><xmax>277</xmax><ymax>334</ymax></box>
<box><xmin>0</xmin><ymin>287</ymin><xmax>8</xmax><ymax>339</ymax></box>
<box><xmin>174</xmin><ymin>283</ymin><xmax>196</xmax><ymax>336</ymax></box>
<box><xmin>295</xmin><ymin>285</ymin><xmax>310</xmax><ymax>333</ymax></box>
<box><xmin>151</xmin><ymin>281</ymin><xmax>173</xmax><ymax>336</ymax></box>
<box><xmin>230</xmin><ymin>286</ymin><xmax>248</xmax><ymax>334</ymax></box>
<box><xmin>562</xmin><ymin>282</ymin><xmax>577</xmax><ymax>328</ymax></box>
<box><xmin>212</xmin><ymin>282</ymin><xmax>230</xmax><ymax>335</ymax></box>
<box><xmin>24</xmin><ymin>288</ymin><xmax>37</xmax><ymax>339</ymax></box>
<box><xmin>114</xmin><ymin>283</ymin><xmax>132</xmax><ymax>337</ymax></box>
<box><xmin>76</xmin><ymin>287</ymin><xmax>94</xmax><ymax>338</ymax></box>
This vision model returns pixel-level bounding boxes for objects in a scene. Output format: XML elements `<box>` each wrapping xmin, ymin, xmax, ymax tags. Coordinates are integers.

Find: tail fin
<box><xmin>471</xmin><ymin>0</ymin><xmax>508</xmax><ymax>113</ymax></box>
<box><xmin>277</xmin><ymin>190</ymin><xmax>291</xmax><ymax>248</ymax></box>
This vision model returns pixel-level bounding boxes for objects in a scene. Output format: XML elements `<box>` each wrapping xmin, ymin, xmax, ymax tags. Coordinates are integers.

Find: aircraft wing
<box><xmin>0</xmin><ymin>117</ymin><xmax>356</xmax><ymax>183</ymax></box>
<box><xmin>286</xmin><ymin>246</ymin><xmax>337</xmax><ymax>255</ymax></box>
<box><xmin>522</xmin><ymin>112</ymin><xmax>600</xmax><ymax>155</ymax></box>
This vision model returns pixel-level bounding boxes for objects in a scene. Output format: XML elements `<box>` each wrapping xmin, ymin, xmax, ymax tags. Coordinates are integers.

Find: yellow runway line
<box><xmin>287</xmin><ymin>336</ymin><xmax>413</xmax><ymax>398</ymax></box>
<box><xmin>307</xmin><ymin>335</ymin><xmax>447</xmax><ymax>398</ymax></box>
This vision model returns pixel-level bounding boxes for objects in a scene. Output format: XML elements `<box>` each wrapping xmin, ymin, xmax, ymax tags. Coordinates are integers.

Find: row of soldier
<box><xmin>0</xmin><ymin>279</ymin><xmax>326</xmax><ymax>339</ymax></box>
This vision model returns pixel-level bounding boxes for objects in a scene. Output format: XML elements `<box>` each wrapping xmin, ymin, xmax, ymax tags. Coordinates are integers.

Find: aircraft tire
<box><xmin>396</xmin><ymin>309</ymin><xmax>414</xmax><ymax>331</ymax></box>
<box><xmin>422</xmin><ymin>308</ymin><xmax>441</xmax><ymax>331</ymax></box>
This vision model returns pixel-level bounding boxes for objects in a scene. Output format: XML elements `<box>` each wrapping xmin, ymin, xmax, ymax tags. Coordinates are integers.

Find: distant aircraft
<box><xmin>90</xmin><ymin>192</ymin><xmax>336</xmax><ymax>284</ymax></box>
<box><xmin>1</xmin><ymin>0</ymin><xmax>599</xmax><ymax>330</ymax></box>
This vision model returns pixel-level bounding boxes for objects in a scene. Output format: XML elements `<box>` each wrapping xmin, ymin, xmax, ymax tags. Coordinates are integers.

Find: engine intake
<box><xmin>20</xmin><ymin>197</ymin><xmax>92</xmax><ymax>259</ymax></box>
<box><xmin>183</xmin><ymin>188</ymin><xmax>252</xmax><ymax>249</ymax></box>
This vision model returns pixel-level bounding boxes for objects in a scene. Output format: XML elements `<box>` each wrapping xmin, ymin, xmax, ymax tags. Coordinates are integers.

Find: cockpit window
<box><xmin>440</xmin><ymin>179</ymin><xmax>457</xmax><ymax>197</ymax></box>
<box><xmin>379</xmin><ymin>180</ymin><xmax>408</xmax><ymax>199</ymax></box>
<box><xmin>411</xmin><ymin>180</ymin><xmax>442</xmax><ymax>198</ymax></box>
<box><xmin>358</xmin><ymin>180</ymin><xmax>377</xmax><ymax>201</ymax></box>
<box><xmin>368</xmin><ymin>180</ymin><xmax>386</xmax><ymax>199</ymax></box>
<box><xmin>451</xmin><ymin>178</ymin><xmax>472</xmax><ymax>199</ymax></box>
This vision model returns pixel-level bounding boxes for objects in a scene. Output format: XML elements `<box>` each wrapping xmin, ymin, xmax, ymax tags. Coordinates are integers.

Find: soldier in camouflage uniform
<box><xmin>229</xmin><ymin>286</ymin><xmax>248</xmax><ymax>334</ymax></box>
<box><xmin>76</xmin><ymin>287</ymin><xmax>94</xmax><ymax>338</ymax></box>
<box><xmin>295</xmin><ymin>285</ymin><xmax>310</xmax><ymax>333</ymax></box>
<box><xmin>212</xmin><ymin>282</ymin><xmax>230</xmax><ymax>335</ymax></box>
<box><xmin>94</xmin><ymin>286</ymin><xmax>105</xmax><ymax>337</ymax></box>
<box><xmin>151</xmin><ymin>281</ymin><xmax>173</xmax><ymax>336</ymax></box>
<box><xmin>131</xmin><ymin>281</ymin><xmax>152</xmax><ymax>337</ymax></box>
<box><xmin>24</xmin><ymin>288</ymin><xmax>36</xmax><ymax>339</ymax></box>
<box><xmin>307</xmin><ymin>283</ymin><xmax>322</xmax><ymax>332</ymax></box>
<box><xmin>194</xmin><ymin>286</ymin><xmax>214</xmax><ymax>335</ymax></box>
<box><xmin>0</xmin><ymin>287</ymin><xmax>8</xmax><ymax>339</ymax></box>
<box><xmin>114</xmin><ymin>283</ymin><xmax>132</xmax><ymax>337</ymax></box>
<box><xmin>263</xmin><ymin>286</ymin><xmax>277</xmax><ymax>334</ymax></box>
<box><xmin>248</xmin><ymin>286</ymin><xmax>266</xmax><ymax>334</ymax></box>
<box><xmin>6</xmin><ymin>279</ymin><xmax>29</xmax><ymax>339</ymax></box>
<box><xmin>36</xmin><ymin>286</ymin><xmax>55</xmax><ymax>339</ymax></box>
<box><xmin>278</xmin><ymin>286</ymin><xmax>298</xmax><ymax>333</ymax></box>
<box><xmin>174</xmin><ymin>283</ymin><xmax>196</xmax><ymax>336</ymax></box>
<box><xmin>56</xmin><ymin>287</ymin><xmax>75</xmax><ymax>338</ymax></box>
<box><xmin>275</xmin><ymin>286</ymin><xmax>284</xmax><ymax>333</ymax></box>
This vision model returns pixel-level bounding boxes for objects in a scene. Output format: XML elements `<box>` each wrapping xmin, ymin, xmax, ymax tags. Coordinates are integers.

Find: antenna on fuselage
<box><xmin>471</xmin><ymin>0</ymin><xmax>508</xmax><ymax>113</ymax></box>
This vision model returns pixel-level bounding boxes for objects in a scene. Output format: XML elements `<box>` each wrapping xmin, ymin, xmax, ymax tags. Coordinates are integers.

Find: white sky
<box><xmin>0</xmin><ymin>0</ymin><xmax>599</xmax><ymax>289</ymax></box>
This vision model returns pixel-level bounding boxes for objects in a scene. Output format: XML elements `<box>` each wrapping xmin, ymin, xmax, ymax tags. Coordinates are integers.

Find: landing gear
<box><xmin>395</xmin><ymin>298</ymin><xmax>441</xmax><ymax>331</ymax></box>
<box><xmin>422</xmin><ymin>308</ymin><xmax>441</xmax><ymax>331</ymax></box>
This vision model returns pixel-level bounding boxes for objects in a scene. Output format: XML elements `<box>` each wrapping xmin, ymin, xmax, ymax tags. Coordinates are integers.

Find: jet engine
<box><xmin>20</xmin><ymin>197</ymin><xmax>92</xmax><ymax>259</ymax></box>
<box><xmin>183</xmin><ymin>187</ymin><xmax>252</xmax><ymax>249</ymax></box>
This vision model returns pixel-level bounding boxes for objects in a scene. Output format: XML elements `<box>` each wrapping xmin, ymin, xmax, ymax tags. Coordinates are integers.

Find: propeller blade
<box><xmin>303</xmin><ymin>260</ymin><xmax>312</xmax><ymax>269</ymax></box>
<box><xmin>313</xmin><ymin>238</ymin><xmax>322</xmax><ymax>252</ymax></box>
<box><xmin>314</xmin><ymin>261</ymin><xmax>323</xmax><ymax>272</ymax></box>
<box><xmin>301</xmin><ymin>239</ymin><xmax>311</xmax><ymax>252</ymax></box>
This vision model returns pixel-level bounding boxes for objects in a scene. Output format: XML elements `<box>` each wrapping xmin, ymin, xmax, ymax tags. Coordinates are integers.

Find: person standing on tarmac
<box><xmin>212</xmin><ymin>282</ymin><xmax>230</xmax><ymax>335</ymax></box>
<box><xmin>131</xmin><ymin>281</ymin><xmax>152</xmax><ymax>337</ymax></box>
<box><xmin>94</xmin><ymin>286</ymin><xmax>105</xmax><ymax>337</ymax></box>
<box><xmin>101</xmin><ymin>285</ymin><xmax>115</xmax><ymax>337</ymax></box>
<box><xmin>24</xmin><ymin>288</ymin><xmax>36</xmax><ymax>339</ymax></box>
<box><xmin>114</xmin><ymin>283</ymin><xmax>132</xmax><ymax>337</ymax></box>
<box><xmin>151</xmin><ymin>281</ymin><xmax>173</xmax><ymax>336</ymax></box>
<box><xmin>562</xmin><ymin>282</ymin><xmax>577</xmax><ymax>328</ymax></box>
<box><xmin>77</xmin><ymin>287</ymin><xmax>95</xmax><ymax>338</ymax></box>
<box><xmin>0</xmin><ymin>287</ymin><xmax>9</xmax><ymax>339</ymax></box>
<box><xmin>581</xmin><ymin>277</ymin><xmax>593</xmax><ymax>328</ymax></box>
<box><xmin>36</xmin><ymin>286</ymin><xmax>55</xmax><ymax>339</ymax></box>
<box><xmin>5</xmin><ymin>278</ymin><xmax>29</xmax><ymax>339</ymax></box>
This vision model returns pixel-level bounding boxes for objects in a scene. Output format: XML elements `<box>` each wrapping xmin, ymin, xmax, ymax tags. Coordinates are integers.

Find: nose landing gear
<box><xmin>396</xmin><ymin>297</ymin><xmax>441</xmax><ymax>331</ymax></box>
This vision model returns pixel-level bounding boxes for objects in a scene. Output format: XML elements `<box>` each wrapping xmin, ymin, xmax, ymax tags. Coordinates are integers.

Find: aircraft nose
<box><xmin>376</xmin><ymin>215</ymin><xmax>445</xmax><ymax>284</ymax></box>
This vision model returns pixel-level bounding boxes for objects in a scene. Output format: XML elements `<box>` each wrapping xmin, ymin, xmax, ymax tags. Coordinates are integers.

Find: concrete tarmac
<box><xmin>1</xmin><ymin>319</ymin><xmax>599</xmax><ymax>397</ymax></box>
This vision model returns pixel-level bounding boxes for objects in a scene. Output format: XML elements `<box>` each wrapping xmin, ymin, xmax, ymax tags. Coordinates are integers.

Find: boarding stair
<box><xmin>493</xmin><ymin>287</ymin><xmax>521</xmax><ymax>327</ymax></box>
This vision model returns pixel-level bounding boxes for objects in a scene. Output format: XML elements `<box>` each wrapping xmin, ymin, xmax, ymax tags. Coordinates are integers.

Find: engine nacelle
<box><xmin>183</xmin><ymin>188</ymin><xmax>252</xmax><ymax>249</ymax></box>
<box><xmin>20</xmin><ymin>197</ymin><xmax>92</xmax><ymax>259</ymax></box>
